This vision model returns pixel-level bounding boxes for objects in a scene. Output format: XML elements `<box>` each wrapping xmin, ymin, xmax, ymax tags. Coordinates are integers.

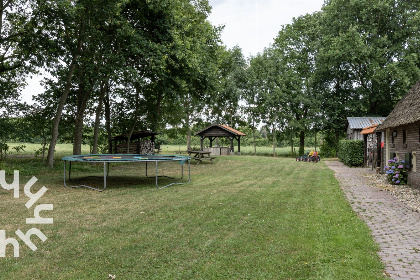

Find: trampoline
<box><xmin>62</xmin><ymin>154</ymin><xmax>190</xmax><ymax>191</ymax></box>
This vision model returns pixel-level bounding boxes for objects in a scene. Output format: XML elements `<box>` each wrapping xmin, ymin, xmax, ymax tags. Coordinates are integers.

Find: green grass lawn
<box><xmin>0</xmin><ymin>155</ymin><xmax>386</xmax><ymax>279</ymax></box>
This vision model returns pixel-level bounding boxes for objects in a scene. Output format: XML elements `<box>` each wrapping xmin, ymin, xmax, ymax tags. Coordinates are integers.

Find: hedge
<box><xmin>338</xmin><ymin>140</ymin><xmax>364</xmax><ymax>167</ymax></box>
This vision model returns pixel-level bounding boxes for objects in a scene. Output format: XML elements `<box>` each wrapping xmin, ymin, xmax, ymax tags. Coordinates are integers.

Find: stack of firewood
<box><xmin>138</xmin><ymin>140</ymin><xmax>155</xmax><ymax>155</ymax></box>
<box><xmin>115</xmin><ymin>140</ymin><xmax>155</xmax><ymax>154</ymax></box>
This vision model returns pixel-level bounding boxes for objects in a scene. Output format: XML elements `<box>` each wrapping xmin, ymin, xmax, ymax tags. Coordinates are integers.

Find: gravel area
<box><xmin>364</xmin><ymin>172</ymin><xmax>420</xmax><ymax>212</ymax></box>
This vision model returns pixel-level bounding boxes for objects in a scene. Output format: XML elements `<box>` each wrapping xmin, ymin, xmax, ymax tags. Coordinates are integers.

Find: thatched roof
<box><xmin>376</xmin><ymin>79</ymin><xmax>420</xmax><ymax>131</ymax></box>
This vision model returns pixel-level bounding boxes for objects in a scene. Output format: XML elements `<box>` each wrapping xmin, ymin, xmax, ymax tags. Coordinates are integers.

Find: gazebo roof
<box><xmin>195</xmin><ymin>124</ymin><xmax>246</xmax><ymax>137</ymax></box>
<box><xmin>376</xmin><ymin>79</ymin><xmax>420</xmax><ymax>131</ymax></box>
<box><xmin>112</xmin><ymin>130</ymin><xmax>159</xmax><ymax>141</ymax></box>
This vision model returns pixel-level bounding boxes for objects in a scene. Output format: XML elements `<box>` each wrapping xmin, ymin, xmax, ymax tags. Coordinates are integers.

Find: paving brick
<box><xmin>326</xmin><ymin>161</ymin><xmax>420</xmax><ymax>280</ymax></box>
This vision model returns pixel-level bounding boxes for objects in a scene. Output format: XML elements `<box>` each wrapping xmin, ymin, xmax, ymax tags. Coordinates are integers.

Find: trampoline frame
<box><xmin>62</xmin><ymin>154</ymin><xmax>191</xmax><ymax>191</ymax></box>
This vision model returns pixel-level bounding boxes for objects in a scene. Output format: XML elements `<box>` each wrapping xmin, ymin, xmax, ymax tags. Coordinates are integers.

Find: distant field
<box><xmin>160</xmin><ymin>145</ymin><xmax>316</xmax><ymax>156</ymax></box>
<box><xmin>7</xmin><ymin>143</ymin><xmax>90</xmax><ymax>156</ymax></box>
<box><xmin>6</xmin><ymin>143</ymin><xmax>315</xmax><ymax>158</ymax></box>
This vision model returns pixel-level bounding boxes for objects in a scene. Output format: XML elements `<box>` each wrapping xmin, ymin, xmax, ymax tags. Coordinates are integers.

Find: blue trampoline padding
<box><xmin>62</xmin><ymin>154</ymin><xmax>190</xmax><ymax>165</ymax></box>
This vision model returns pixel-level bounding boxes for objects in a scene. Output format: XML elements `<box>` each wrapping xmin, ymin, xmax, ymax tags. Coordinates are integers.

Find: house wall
<box><xmin>347</xmin><ymin>127</ymin><xmax>364</xmax><ymax>140</ymax></box>
<box><xmin>385</xmin><ymin>122</ymin><xmax>420</xmax><ymax>188</ymax></box>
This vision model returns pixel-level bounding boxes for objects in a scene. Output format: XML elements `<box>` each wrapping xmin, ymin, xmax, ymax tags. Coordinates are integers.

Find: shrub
<box><xmin>298</xmin><ymin>146</ymin><xmax>305</xmax><ymax>156</ymax></box>
<box><xmin>320</xmin><ymin>133</ymin><xmax>339</xmax><ymax>158</ymax></box>
<box><xmin>384</xmin><ymin>158</ymin><xmax>407</xmax><ymax>185</ymax></box>
<box><xmin>320</xmin><ymin>142</ymin><xmax>337</xmax><ymax>158</ymax></box>
<box><xmin>338</xmin><ymin>140</ymin><xmax>364</xmax><ymax>167</ymax></box>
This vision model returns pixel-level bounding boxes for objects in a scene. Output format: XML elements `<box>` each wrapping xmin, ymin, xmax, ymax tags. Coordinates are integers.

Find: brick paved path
<box><xmin>325</xmin><ymin>161</ymin><xmax>420</xmax><ymax>280</ymax></box>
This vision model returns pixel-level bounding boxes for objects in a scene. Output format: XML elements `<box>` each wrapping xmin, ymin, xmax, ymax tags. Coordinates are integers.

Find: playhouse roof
<box><xmin>347</xmin><ymin>117</ymin><xmax>386</xmax><ymax>130</ymax></box>
<box><xmin>361</xmin><ymin>124</ymin><xmax>379</xmax><ymax>135</ymax></box>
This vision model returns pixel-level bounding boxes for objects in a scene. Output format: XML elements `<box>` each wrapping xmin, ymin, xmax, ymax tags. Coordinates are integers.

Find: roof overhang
<box><xmin>361</xmin><ymin>124</ymin><xmax>379</xmax><ymax>135</ymax></box>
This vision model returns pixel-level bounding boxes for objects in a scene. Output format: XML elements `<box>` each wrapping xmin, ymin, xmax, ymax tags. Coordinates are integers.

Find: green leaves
<box><xmin>319</xmin><ymin>0</ymin><xmax>420</xmax><ymax>117</ymax></box>
<box><xmin>338</xmin><ymin>140</ymin><xmax>364</xmax><ymax>167</ymax></box>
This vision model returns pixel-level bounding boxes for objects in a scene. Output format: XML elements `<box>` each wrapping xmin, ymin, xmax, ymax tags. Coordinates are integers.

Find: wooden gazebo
<box><xmin>195</xmin><ymin>124</ymin><xmax>246</xmax><ymax>154</ymax></box>
<box><xmin>110</xmin><ymin>130</ymin><xmax>159</xmax><ymax>154</ymax></box>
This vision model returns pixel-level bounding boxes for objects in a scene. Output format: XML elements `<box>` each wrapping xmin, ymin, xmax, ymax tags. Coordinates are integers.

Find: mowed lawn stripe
<box><xmin>0</xmin><ymin>156</ymin><xmax>386</xmax><ymax>279</ymax></box>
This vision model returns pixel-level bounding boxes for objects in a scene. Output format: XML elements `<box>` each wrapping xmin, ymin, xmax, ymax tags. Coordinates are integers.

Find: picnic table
<box><xmin>188</xmin><ymin>150</ymin><xmax>216</xmax><ymax>165</ymax></box>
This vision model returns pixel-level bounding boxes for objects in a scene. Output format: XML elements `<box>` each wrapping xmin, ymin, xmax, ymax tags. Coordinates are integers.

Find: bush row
<box><xmin>338</xmin><ymin>140</ymin><xmax>364</xmax><ymax>167</ymax></box>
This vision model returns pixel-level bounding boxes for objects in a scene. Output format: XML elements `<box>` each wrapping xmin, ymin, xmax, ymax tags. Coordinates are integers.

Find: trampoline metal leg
<box><xmin>156</xmin><ymin>159</ymin><xmax>191</xmax><ymax>189</ymax></box>
<box><xmin>63</xmin><ymin>159</ymin><xmax>190</xmax><ymax>191</ymax></box>
<box><xmin>69</xmin><ymin>162</ymin><xmax>110</xmax><ymax>181</ymax></box>
<box><xmin>63</xmin><ymin>160</ymin><xmax>107</xmax><ymax>192</ymax></box>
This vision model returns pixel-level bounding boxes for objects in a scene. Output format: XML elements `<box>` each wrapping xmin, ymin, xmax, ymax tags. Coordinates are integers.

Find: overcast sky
<box><xmin>207</xmin><ymin>0</ymin><xmax>325</xmax><ymax>57</ymax></box>
<box><xmin>22</xmin><ymin>0</ymin><xmax>325</xmax><ymax>103</ymax></box>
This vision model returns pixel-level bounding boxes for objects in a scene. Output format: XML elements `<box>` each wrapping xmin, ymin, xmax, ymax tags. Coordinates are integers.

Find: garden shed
<box><xmin>360</xmin><ymin>123</ymin><xmax>383</xmax><ymax>169</ymax></box>
<box><xmin>195</xmin><ymin>124</ymin><xmax>246</xmax><ymax>155</ymax></box>
<box><xmin>346</xmin><ymin>117</ymin><xmax>386</xmax><ymax>140</ymax></box>
<box><xmin>376</xmin><ymin>79</ymin><xmax>420</xmax><ymax>188</ymax></box>
<box><xmin>110</xmin><ymin>130</ymin><xmax>159</xmax><ymax>154</ymax></box>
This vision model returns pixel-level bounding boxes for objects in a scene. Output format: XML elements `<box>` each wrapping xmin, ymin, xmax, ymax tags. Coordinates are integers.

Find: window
<box><xmin>403</xmin><ymin>129</ymin><xmax>407</xmax><ymax>144</ymax></box>
<box><xmin>390</xmin><ymin>152</ymin><xmax>396</xmax><ymax>160</ymax></box>
<box><xmin>405</xmin><ymin>153</ymin><xmax>412</xmax><ymax>171</ymax></box>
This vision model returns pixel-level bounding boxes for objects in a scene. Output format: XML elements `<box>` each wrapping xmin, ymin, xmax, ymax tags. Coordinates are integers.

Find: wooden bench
<box><xmin>188</xmin><ymin>150</ymin><xmax>216</xmax><ymax>165</ymax></box>
<box><xmin>193</xmin><ymin>157</ymin><xmax>216</xmax><ymax>165</ymax></box>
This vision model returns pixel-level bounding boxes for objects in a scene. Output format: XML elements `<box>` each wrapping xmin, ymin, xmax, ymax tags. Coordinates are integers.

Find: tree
<box><xmin>313</xmin><ymin>0</ymin><xmax>420</xmax><ymax>150</ymax></box>
<box><xmin>319</xmin><ymin>0</ymin><xmax>420</xmax><ymax>115</ymax></box>
<box><xmin>272</xmin><ymin>13</ymin><xmax>322</xmax><ymax>156</ymax></box>
<box><xmin>208</xmin><ymin>46</ymin><xmax>246</xmax><ymax>126</ymax></box>
<box><xmin>41</xmin><ymin>0</ymin><xmax>125</xmax><ymax>166</ymax></box>
<box><xmin>246</xmin><ymin>48</ymin><xmax>287</xmax><ymax>156</ymax></box>
<box><xmin>0</xmin><ymin>0</ymin><xmax>41</xmax><ymax>106</ymax></box>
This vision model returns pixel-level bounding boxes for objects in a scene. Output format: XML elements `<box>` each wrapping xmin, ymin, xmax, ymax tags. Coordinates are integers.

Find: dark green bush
<box><xmin>338</xmin><ymin>140</ymin><xmax>364</xmax><ymax>167</ymax></box>
<box><xmin>320</xmin><ymin>133</ymin><xmax>338</xmax><ymax>158</ymax></box>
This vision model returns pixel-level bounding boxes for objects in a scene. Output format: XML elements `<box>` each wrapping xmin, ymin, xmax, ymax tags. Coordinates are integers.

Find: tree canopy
<box><xmin>245</xmin><ymin>0</ymin><xmax>420</xmax><ymax>155</ymax></box>
<box><xmin>1</xmin><ymin>0</ymin><xmax>419</xmax><ymax>162</ymax></box>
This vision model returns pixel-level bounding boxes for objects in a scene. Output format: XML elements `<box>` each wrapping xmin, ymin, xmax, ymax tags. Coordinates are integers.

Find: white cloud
<box><xmin>21</xmin><ymin>1</ymin><xmax>325</xmax><ymax>103</ymax></box>
<box><xmin>208</xmin><ymin>0</ymin><xmax>325</xmax><ymax>57</ymax></box>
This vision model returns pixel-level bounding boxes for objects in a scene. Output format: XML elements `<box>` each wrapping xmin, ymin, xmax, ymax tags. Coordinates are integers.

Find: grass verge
<box><xmin>0</xmin><ymin>156</ymin><xmax>386</xmax><ymax>279</ymax></box>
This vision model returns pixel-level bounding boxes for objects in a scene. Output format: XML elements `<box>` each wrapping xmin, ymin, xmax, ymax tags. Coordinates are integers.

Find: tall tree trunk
<box><xmin>73</xmin><ymin>71</ymin><xmax>91</xmax><ymax>155</ymax></box>
<box><xmin>186</xmin><ymin>113</ymin><xmax>191</xmax><ymax>151</ymax></box>
<box><xmin>41</xmin><ymin>130</ymin><xmax>47</xmax><ymax>164</ymax></box>
<box><xmin>184</xmin><ymin>95</ymin><xmax>192</xmax><ymax>151</ymax></box>
<box><xmin>126</xmin><ymin>86</ymin><xmax>140</xmax><ymax>153</ymax></box>
<box><xmin>299</xmin><ymin>131</ymin><xmax>305</xmax><ymax>156</ymax></box>
<box><xmin>92</xmin><ymin>81</ymin><xmax>107</xmax><ymax>154</ymax></box>
<box><xmin>252</xmin><ymin>119</ymin><xmax>256</xmax><ymax>156</ymax></box>
<box><xmin>47</xmin><ymin>20</ymin><xmax>84</xmax><ymax>167</ymax></box>
<box><xmin>272</xmin><ymin>124</ymin><xmax>276</xmax><ymax>157</ymax></box>
<box><xmin>252</xmin><ymin>128</ymin><xmax>256</xmax><ymax>156</ymax></box>
<box><xmin>104</xmin><ymin>90</ymin><xmax>112</xmax><ymax>153</ymax></box>
<box><xmin>290</xmin><ymin>135</ymin><xmax>294</xmax><ymax>155</ymax></box>
<box><xmin>151</xmin><ymin>89</ymin><xmax>162</xmax><ymax>132</ymax></box>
